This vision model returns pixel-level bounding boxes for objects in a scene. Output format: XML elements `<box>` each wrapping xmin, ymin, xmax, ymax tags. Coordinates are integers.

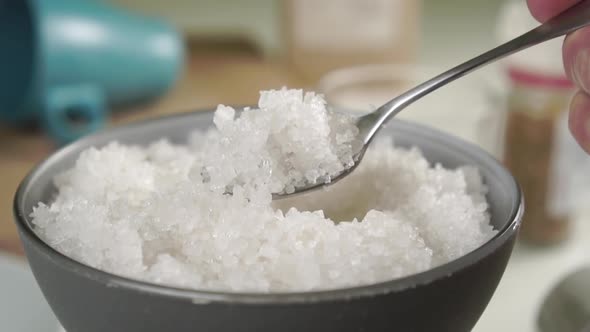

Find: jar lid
<box><xmin>508</xmin><ymin>67</ymin><xmax>574</xmax><ymax>89</ymax></box>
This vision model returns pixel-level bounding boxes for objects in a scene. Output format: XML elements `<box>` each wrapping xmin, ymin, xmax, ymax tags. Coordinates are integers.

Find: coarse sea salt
<box><xmin>31</xmin><ymin>88</ymin><xmax>496</xmax><ymax>292</ymax></box>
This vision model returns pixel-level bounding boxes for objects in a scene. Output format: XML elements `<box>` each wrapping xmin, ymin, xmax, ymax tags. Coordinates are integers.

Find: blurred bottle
<box><xmin>503</xmin><ymin>69</ymin><xmax>575</xmax><ymax>245</ymax></box>
<box><xmin>284</xmin><ymin>0</ymin><xmax>421</xmax><ymax>84</ymax></box>
<box><xmin>496</xmin><ymin>1</ymin><xmax>577</xmax><ymax>246</ymax></box>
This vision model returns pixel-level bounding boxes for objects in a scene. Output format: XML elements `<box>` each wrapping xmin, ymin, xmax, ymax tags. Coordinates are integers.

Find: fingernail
<box><xmin>585</xmin><ymin>118</ymin><xmax>590</xmax><ymax>152</ymax></box>
<box><xmin>580</xmin><ymin>108</ymin><xmax>590</xmax><ymax>150</ymax></box>
<box><xmin>573</xmin><ymin>49</ymin><xmax>590</xmax><ymax>92</ymax></box>
<box><xmin>569</xmin><ymin>93</ymin><xmax>590</xmax><ymax>153</ymax></box>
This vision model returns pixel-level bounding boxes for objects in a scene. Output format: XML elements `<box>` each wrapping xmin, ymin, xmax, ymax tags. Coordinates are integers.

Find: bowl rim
<box><xmin>13</xmin><ymin>109</ymin><xmax>524</xmax><ymax>304</ymax></box>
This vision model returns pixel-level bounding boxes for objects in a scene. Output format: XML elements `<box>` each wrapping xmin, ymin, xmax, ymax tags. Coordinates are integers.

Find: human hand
<box><xmin>528</xmin><ymin>0</ymin><xmax>590</xmax><ymax>153</ymax></box>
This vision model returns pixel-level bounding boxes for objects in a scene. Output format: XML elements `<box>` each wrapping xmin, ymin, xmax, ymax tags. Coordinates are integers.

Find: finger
<box><xmin>563</xmin><ymin>27</ymin><xmax>590</xmax><ymax>93</ymax></box>
<box><xmin>569</xmin><ymin>91</ymin><xmax>590</xmax><ymax>153</ymax></box>
<box><xmin>526</xmin><ymin>0</ymin><xmax>581</xmax><ymax>22</ymax></box>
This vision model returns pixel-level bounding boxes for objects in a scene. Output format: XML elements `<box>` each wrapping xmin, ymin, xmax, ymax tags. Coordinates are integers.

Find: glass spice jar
<box><xmin>503</xmin><ymin>67</ymin><xmax>575</xmax><ymax>245</ymax></box>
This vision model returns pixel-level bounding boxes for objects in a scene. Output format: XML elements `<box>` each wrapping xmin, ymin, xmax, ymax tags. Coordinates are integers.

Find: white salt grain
<box><xmin>31</xmin><ymin>88</ymin><xmax>496</xmax><ymax>292</ymax></box>
<box><xmin>199</xmin><ymin>88</ymin><xmax>358</xmax><ymax>194</ymax></box>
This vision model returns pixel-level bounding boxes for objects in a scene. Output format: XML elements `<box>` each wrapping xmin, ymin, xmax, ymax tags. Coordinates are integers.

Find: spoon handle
<box><xmin>361</xmin><ymin>0</ymin><xmax>590</xmax><ymax>144</ymax></box>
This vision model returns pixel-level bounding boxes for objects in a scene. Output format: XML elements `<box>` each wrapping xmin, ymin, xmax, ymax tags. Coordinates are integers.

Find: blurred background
<box><xmin>1</xmin><ymin>0</ymin><xmax>589</xmax><ymax>331</ymax></box>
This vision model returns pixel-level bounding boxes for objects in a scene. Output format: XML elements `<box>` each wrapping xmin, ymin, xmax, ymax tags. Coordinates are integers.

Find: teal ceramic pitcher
<box><xmin>0</xmin><ymin>0</ymin><xmax>184</xmax><ymax>143</ymax></box>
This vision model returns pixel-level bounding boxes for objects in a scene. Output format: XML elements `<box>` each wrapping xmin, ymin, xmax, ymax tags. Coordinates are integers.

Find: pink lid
<box><xmin>508</xmin><ymin>67</ymin><xmax>575</xmax><ymax>89</ymax></box>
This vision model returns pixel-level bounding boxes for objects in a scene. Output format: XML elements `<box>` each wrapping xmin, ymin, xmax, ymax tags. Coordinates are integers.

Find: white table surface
<box><xmin>0</xmin><ymin>254</ymin><xmax>58</xmax><ymax>332</ymax></box>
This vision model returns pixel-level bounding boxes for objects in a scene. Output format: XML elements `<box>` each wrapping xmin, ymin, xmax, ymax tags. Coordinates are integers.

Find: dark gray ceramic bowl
<box><xmin>14</xmin><ymin>110</ymin><xmax>523</xmax><ymax>332</ymax></box>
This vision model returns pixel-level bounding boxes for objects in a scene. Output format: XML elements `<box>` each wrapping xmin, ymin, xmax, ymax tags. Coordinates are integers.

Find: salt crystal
<box><xmin>31</xmin><ymin>88</ymin><xmax>496</xmax><ymax>292</ymax></box>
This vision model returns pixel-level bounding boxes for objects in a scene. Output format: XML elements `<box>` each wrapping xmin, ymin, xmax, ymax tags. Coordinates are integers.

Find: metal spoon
<box><xmin>273</xmin><ymin>0</ymin><xmax>590</xmax><ymax>199</ymax></box>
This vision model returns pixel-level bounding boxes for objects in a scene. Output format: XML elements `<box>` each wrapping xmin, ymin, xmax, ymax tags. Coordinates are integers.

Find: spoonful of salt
<box><xmin>273</xmin><ymin>0</ymin><xmax>590</xmax><ymax>199</ymax></box>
